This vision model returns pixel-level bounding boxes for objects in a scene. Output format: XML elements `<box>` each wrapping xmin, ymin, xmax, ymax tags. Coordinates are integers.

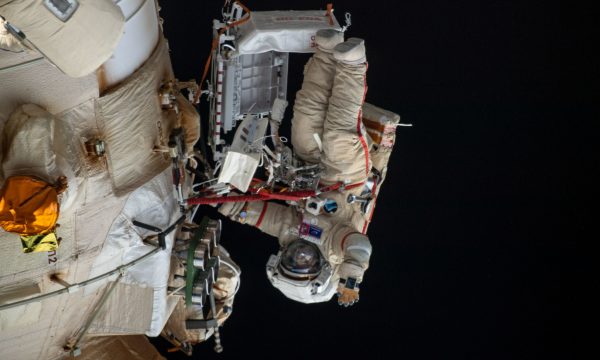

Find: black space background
<box><xmin>150</xmin><ymin>1</ymin><xmax>590</xmax><ymax>359</ymax></box>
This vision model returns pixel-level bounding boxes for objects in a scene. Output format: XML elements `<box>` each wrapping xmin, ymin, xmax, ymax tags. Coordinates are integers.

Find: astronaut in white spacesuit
<box><xmin>220</xmin><ymin>29</ymin><xmax>373</xmax><ymax>307</ymax></box>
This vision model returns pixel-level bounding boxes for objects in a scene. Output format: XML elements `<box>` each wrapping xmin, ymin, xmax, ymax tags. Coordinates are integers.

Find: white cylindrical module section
<box><xmin>103</xmin><ymin>0</ymin><xmax>159</xmax><ymax>87</ymax></box>
<box><xmin>215</xmin><ymin>59</ymin><xmax>224</xmax><ymax>146</ymax></box>
<box><xmin>114</xmin><ymin>0</ymin><xmax>145</xmax><ymax>18</ymax></box>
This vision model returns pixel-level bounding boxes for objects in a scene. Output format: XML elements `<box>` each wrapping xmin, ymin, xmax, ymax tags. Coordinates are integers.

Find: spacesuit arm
<box><xmin>336</xmin><ymin>231</ymin><xmax>372</xmax><ymax>283</ymax></box>
<box><xmin>219</xmin><ymin>201</ymin><xmax>300</xmax><ymax>242</ymax></box>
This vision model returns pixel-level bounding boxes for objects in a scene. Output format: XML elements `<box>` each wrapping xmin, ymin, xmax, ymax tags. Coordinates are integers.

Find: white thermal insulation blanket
<box><xmin>77</xmin><ymin>335</ymin><xmax>165</xmax><ymax>360</ymax></box>
<box><xmin>0</xmin><ymin>0</ymin><xmax>125</xmax><ymax>77</ymax></box>
<box><xmin>96</xmin><ymin>38</ymin><xmax>174</xmax><ymax>195</ymax></box>
<box><xmin>87</xmin><ymin>168</ymin><xmax>179</xmax><ymax>336</ymax></box>
<box><xmin>235</xmin><ymin>10</ymin><xmax>341</xmax><ymax>54</ymax></box>
<box><xmin>218</xmin><ymin>115</ymin><xmax>268</xmax><ymax>192</ymax></box>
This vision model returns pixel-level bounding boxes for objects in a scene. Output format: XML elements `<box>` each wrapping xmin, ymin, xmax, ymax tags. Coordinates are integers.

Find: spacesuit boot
<box><xmin>333</xmin><ymin>38</ymin><xmax>367</xmax><ymax>64</ymax></box>
<box><xmin>314</xmin><ymin>29</ymin><xmax>344</xmax><ymax>53</ymax></box>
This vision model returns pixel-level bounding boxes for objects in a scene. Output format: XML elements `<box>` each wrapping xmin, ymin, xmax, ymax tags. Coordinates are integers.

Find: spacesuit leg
<box><xmin>321</xmin><ymin>44</ymin><xmax>371</xmax><ymax>186</ymax></box>
<box><xmin>290</xmin><ymin>49</ymin><xmax>337</xmax><ymax>164</ymax></box>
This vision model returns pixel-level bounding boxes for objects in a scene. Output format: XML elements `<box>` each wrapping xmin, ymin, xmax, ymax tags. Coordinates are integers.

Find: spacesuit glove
<box><xmin>336</xmin><ymin>279</ymin><xmax>360</xmax><ymax>307</ymax></box>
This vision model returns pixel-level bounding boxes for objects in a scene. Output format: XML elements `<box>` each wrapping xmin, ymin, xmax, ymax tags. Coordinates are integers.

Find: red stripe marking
<box><xmin>340</xmin><ymin>231</ymin><xmax>361</xmax><ymax>251</ymax></box>
<box><xmin>345</xmin><ymin>182</ymin><xmax>365</xmax><ymax>190</ymax></box>
<box><xmin>372</xmin><ymin>177</ymin><xmax>378</xmax><ymax>196</ymax></box>
<box><xmin>255</xmin><ymin>202</ymin><xmax>269</xmax><ymax>228</ymax></box>
<box><xmin>362</xmin><ymin>192</ymin><xmax>379</xmax><ymax>234</ymax></box>
<box><xmin>314</xmin><ymin>181</ymin><xmax>363</xmax><ymax>194</ymax></box>
<box><xmin>216</xmin><ymin>122</ymin><xmax>222</xmax><ymax>125</ymax></box>
<box><xmin>362</xmin><ymin>197</ymin><xmax>377</xmax><ymax>234</ymax></box>
<box><xmin>357</xmin><ymin>63</ymin><xmax>370</xmax><ymax>176</ymax></box>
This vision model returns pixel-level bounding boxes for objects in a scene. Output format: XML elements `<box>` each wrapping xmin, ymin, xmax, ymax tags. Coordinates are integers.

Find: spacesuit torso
<box><xmin>219</xmin><ymin>197</ymin><xmax>371</xmax><ymax>301</ymax></box>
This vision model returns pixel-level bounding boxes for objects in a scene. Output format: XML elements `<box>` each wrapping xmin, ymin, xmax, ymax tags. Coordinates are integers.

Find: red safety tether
<box><xmin>187</xmin><ymin>193</ymin><xmax>268</xmax><ymax>205</ymax></box>
<box><xmin>186</xmin><ymin>181</ymin><xmax>364</xmax><ymax>205</ymax></box>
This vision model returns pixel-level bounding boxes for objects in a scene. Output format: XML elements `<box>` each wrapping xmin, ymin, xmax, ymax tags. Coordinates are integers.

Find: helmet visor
<box><xmin>280</xmin><ymin>240</ymin><xmax>323</xmax><ymax>278</ymax></box>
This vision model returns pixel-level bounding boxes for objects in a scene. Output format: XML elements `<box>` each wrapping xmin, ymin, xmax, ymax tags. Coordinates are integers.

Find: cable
<box><xmin>193</xmin><ymin>0</ymin><xmax>252</xmax><ymax>104</ymax></box>
<box><xmin>186</xmin><ymin>181</ymin><xmax>365</xmax><ymax>205</ymax></box>
<box><xmin>0</xmin><ymin>246</ymin><xmax>161</xmax><ymax>311</ymax></box>
<box><xmin>192</xmin><ymin>178</ymin><xmax>218</xmax><ymax>192</ymax></box>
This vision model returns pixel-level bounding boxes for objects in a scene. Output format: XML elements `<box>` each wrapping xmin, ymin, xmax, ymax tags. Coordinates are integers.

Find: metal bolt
<box><xmin>347</xmin><ymin>194</ymin><xmax>369</xmax><ymax>204</ymax></box>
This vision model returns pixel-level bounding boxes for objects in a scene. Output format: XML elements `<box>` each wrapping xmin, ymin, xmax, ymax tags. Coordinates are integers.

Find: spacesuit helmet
<box><xmin>279</xmin><ymin>239</ymin><xmax>323</xmax><ymax>278</ymax></box>
<box><xmin>266</xmin><ymin>239</ymin><xmax>336</xmax><ymax>303</ymax></box>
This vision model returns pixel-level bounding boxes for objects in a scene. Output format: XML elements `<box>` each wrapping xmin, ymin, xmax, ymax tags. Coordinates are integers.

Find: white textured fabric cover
<box><xmin>0</xmin><ymin>8</ymin><xmax>190</xmax><ymax>353</ymax></box>
<box><xmin>77</xmin><ymin>335</ymin><xmax>165</xmax><ymax>360</ymax></box>
<box><xmin>0</xmin><ymin>0</ymin><xmax>125</xmax><ymax>77</ymax></box>
<box><xmin>87</xmin><ymin>168</ymin><xmax>179</xmax><ymax>336</ymax></box>
<box><xmin>97</xmin><ymin>39</ymin><xmax>174</xmax><ymax>194</ymax></box>
<box><xmin>218</xmin><ymin>115</ymin><xmax>268</xmax><ymax>192</ymax></box>
<box><xmin>236</xmin><ymin>10</ymin><xmax>341</xmax><ymax>54</ymax></box>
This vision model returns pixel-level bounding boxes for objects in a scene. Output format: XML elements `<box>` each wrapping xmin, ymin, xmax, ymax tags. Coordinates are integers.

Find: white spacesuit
<box><xmin>220</xmin><ymin>30</ymin><xmax>373</xmax><ymax>306</ymax></box>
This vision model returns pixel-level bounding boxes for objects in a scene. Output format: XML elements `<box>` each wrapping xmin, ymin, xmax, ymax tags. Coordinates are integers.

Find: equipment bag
<box><xmin>0</xmin><ymin>176</ymin><xmax>66</xmax><ymax>252</ymax></box>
